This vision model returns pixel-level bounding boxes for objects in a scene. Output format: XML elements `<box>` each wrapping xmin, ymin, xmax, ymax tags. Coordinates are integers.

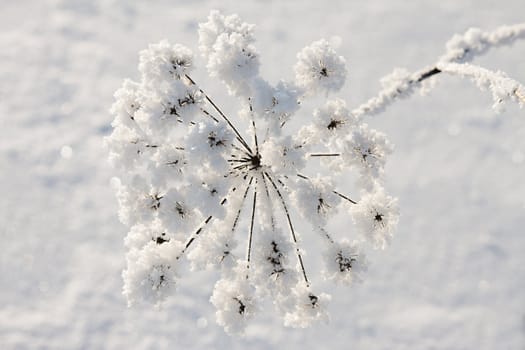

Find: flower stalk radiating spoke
<box><xmin>106</xmin><ymin>11</ymin><xmax>524</xmax><ymax>334</ymax></box>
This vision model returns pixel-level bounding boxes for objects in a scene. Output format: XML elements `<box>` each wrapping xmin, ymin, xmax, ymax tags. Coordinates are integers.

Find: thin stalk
<box><xmin>230</xmin><ymin>143</ymin><xmax>252</xmax><ymax>159</ymax></box>
<box><xmin>233</xmin><ymin>163</ymin><xmax>250</xmax><ymax>172</ymax></box>
<box><xmin>252</xmin><ymin>120</ymin><xmax>259</xmax><ymax>154</ymax></box>
<box><xmin>230</xmin><ymin>177</ymin><xmax>255</xmax><ymax>235</ymax></box>
<box><xmin>297</xmin><ymin>173</ymin><xmax>358</xmax><ymax>205</ymax></box>
<box><xmin>246</xmin><ymin>178</ymin><xmax>258</xmax><ymax>277</ymax></box>
<box><xmin>318</xmin><ymin>226</ymin><xmax>335</xmax><ymax>244</ymax></box>
<box><xmin>264</xmin><ymin>171</ymin><xmax>310</xmax><ymax>287</ymax></box>
<box><xmin>333</xmin><ymin>190</ymin><xmax>358</xmax><ymax>205</ymax></box>
<box><xmin>200</xmin><ymin>108</ymin><xmax>220</xmax><ymax>123</ymax></box>
<box><xmin>228</xmin><ymin>158</ymin><xmax>251</xmax><ymax>163</ymax></box>
<box><xmin>309</xmin><ymin>153</ymin><xmax>341</xmax><ymax>157</ymax></box>
<box><xmin>248</xmin><ymin>100</ymin><xmax>259</xmax><ymax>155</ymax></box>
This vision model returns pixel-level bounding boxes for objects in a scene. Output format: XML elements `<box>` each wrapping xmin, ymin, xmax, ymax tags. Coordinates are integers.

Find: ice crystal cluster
<box><xmin>106</xmin><ymin>11</ymin><xmax>525</xmax><ymax>334</ymax></box>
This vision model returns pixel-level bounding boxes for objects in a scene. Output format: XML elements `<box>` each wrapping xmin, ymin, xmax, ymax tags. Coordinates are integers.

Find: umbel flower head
<box><xmin>106</xmin><ymin>10</ymin><xmax>399</xmax><ymax>335</ymax></box>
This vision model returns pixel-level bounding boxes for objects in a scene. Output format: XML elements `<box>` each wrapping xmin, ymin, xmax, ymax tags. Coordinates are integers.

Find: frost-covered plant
<box><xmin>106</xmin><ymin>11</ymin><xmax>524</xmax><ymax>334</ymax></box>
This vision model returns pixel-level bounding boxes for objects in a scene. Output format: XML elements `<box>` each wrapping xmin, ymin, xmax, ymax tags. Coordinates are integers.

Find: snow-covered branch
<box><xmin>352</xmin><ymin>23</ymin><xmax>525</xmax><ymax>118</ymax></box>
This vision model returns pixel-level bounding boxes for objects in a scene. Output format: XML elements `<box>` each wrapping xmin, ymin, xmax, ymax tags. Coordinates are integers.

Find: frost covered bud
<box><xmin>323</xmin><ymin>240</ymin><xmax>368</xmax><ymax>285</ymax></box>
<box><xmin>294</xmin><ymin>39</ymin><xmax>347</xmax><ymax>95</ymax></box>
<box><xmin>283</xmin><ymin>284</ymin><xmax>331</xmax><ymax>328</ymax></box>
<box><xmin>290</xmin><ymin>176</ymin><xmax>341</xmax><ymax>226</ymax></box>
<box><xmin>123</xmin><ymin>240</ymin><xmax>183</xmax><ymax>307</ymax></box>
<box><xmin>351</xmin><ymin>187</ymin><xmax>400</xmax><ymax>249</ymax></box>
<box><xmin>341</xmin><ymin>124</ymin><xmax>393</xmax><ymax>188</ymax></box>
<box><xmin>210</xmin><ymin>276</ymin><xmax>257</xmax><ymax>335</ymax></box>
<box><xmin>139</xmin><ymin>40</ymin><xmax>193</xmax><ymax>84</ymax></box>
<box><xmin>199</xmin><ymin>10</ymin><xmax>260</xmax><ymax>96</ymax></box>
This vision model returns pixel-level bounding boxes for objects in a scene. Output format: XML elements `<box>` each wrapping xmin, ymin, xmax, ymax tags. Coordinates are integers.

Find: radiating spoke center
<box><xmin>249</xmin><ymin>153</ymin><xmax>261</xmax><ymax>170</ymax></box>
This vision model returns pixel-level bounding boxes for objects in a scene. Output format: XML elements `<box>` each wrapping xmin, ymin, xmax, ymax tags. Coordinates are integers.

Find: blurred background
<box><xmin>0</xmin><ymin>0</ymin><xmax>524</xmax><ymax>349</ymax></box>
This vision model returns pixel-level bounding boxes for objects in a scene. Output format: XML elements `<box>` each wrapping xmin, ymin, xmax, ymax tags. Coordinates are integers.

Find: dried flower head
<box><xmin>106</xmin><ymin>10</ymin><xmax>399</xmax><ymax>334</ymax></box>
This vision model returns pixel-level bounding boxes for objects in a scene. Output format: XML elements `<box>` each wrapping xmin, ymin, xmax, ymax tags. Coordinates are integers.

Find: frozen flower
<box><xmin>106</xmin><ymin>125</ymin><xmax>152</xmax><ymax>171</ymax></box>
<box><xmin>294</xmin><ymin>39</ymin><xmax>347</xmax><ymax>95</ymax></box>
<box><xmin>283</xmin><ymin>284</ymin><xmax>331</xmax><ymax>328</ymax></box>
<box><xmin>199</xmin><ymin>10</ymin><xmax>259</xmax><ymax>96</ymax></box>
<box><xmin>198</xmin><ymin>10</ymin><xmax>256</xmax><ymax>58</ymax></box>
<box><xmin>110</xmin><ymin>79</ymin><xmax>144</xmax><ymax>129</ymax></box>
<box><xmin>124</xmin><ymin>219</ymin><xmax>174</xmax><ymax>250</ymax></box>
<box><xmin>123</xmin><ymin>240</ymin><xmax>182</xmax><ymax>307</ymax></box>
<box><xmin>149</xmin><ymin>144</ymin><xmax>187</xmax><ymax>187</ymax></box>
<box><xmin>139</xmin><ymin>40</ymin><xmax>193</xmax><ymax>84</ymax></box>
<box><xmin>106</xmin><ymin>15</ymin><xmax>525</xmax><ymax>333</ymax></box>
<box><xmin>290</xmin><ymin>175</ymin><xmax>341</xmax><ymax>226</ymax></box>
<box><xmin>299</xmin><ymin>98</ymin><xmax>360</xmax><ymax>152</ymax></box>
<box><xmin>115</xmin><ymin>176</ymin><xmax>163</xmax><ymax>226</ymax></box>
<box><xmin>251</xmin><ymin>226</ymin><xmax>298</xmax><ymax>293</ymax></box>
<box><xmin>210</xmin><ymin>274</ymin><xmax>257</xmax><ymax>335</ymax></box>
<box><xmin>187</xmin><ymin>222</ymin><xmax>239</xmax><ymax>271</ymax></box>
<box><xmin>322</xmin><ymin>239</ymin><xmax>368</xmax><ymax>285</ymax></box>
<box><xmin>341</xmin><ymin>124</ymin><xmax>394</xmax><ymax>188</ymax></box>
<box><xmin>351</xmin><ymin>187</ymin><xmax>400</xmax><ymax>249</ymax></box>
<box><xmin>157</xmin><ymin>187</ymin><xmax>201</xmax><ymax>236</ymax></box>
<box><xmin>106</xmin><ymin>10</ymin><xmax>399</xmax><ymax>334</ymax></box>
<box><xmin>313</xmin><ymin>99</ymin><xmax>358</xmax><ymax>141</ymax></box>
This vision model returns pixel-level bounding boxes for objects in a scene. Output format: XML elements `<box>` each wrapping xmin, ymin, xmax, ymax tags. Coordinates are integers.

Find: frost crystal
<box><xmin>107</xmin><ymin>10</ymin><xmax>399</xmax><ymax>334</ymax></box>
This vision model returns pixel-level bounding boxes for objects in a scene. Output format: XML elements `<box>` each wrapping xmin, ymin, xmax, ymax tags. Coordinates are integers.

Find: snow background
<box><xmin>1</xmin><ymin>0</ymin><xmax>524</xmax><ymax>349</ymax></box>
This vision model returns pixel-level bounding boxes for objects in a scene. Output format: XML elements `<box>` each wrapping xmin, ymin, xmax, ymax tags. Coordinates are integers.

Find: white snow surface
<box><xmin>1</xmin><ymin>0</ymin><xmax>524</xmax><ymax>349</ymax></box>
